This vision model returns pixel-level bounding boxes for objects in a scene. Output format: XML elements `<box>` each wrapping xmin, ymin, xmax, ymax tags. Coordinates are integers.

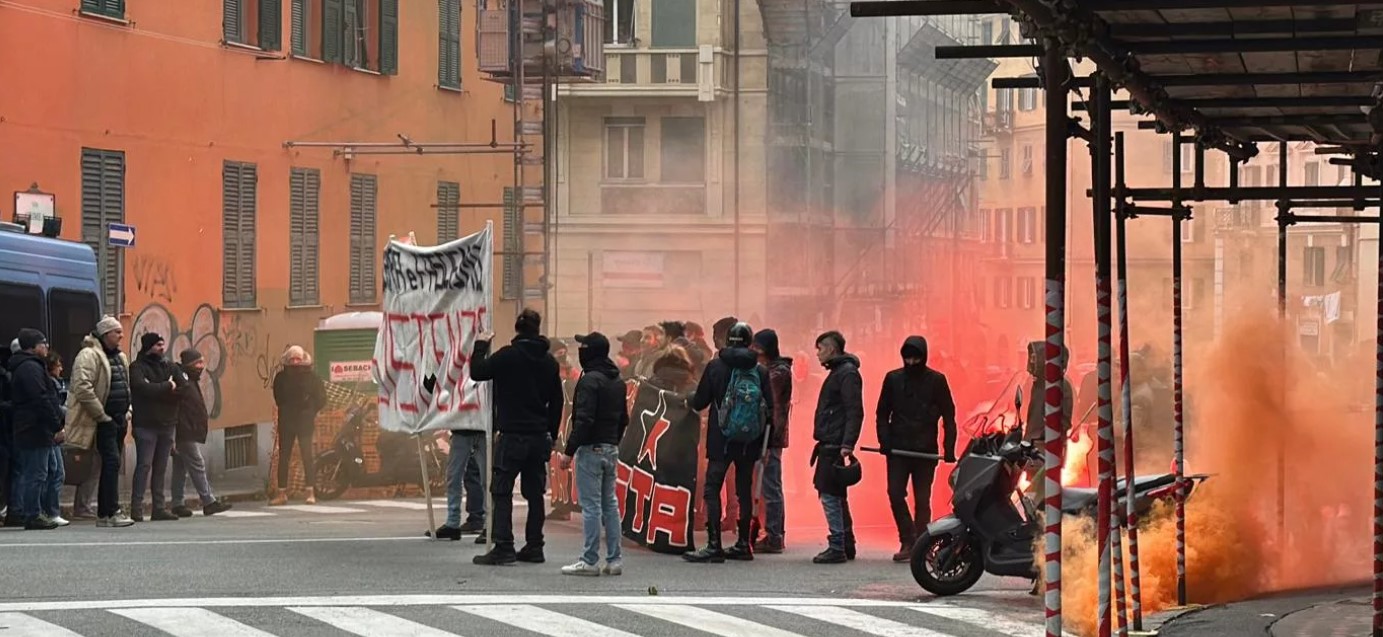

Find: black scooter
<box><xmin>902</xmin><ymin>388</ymin><xmax>1208</xmax><ymax>596</ymax></box>
<box><xmin>313</xmin><ymin>402</ymin><xmax>449</xmax><ymax>500</ymax></box>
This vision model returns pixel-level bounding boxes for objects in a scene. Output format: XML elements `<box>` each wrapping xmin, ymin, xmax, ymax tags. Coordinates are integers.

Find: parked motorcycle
<box><xmin>313</xmin><ymin>402</ymin><xmax>449</xmax><ymax>501</ymax></box>
<box><xmin>904</xmin><ymin>388</ymin><xmax>1208</xmax><ymax>596</ymax></box>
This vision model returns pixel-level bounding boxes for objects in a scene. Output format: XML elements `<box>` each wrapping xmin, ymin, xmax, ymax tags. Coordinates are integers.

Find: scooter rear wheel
<box><xmin>910</xmin><ymin>531</ymin><xmax>985</xmax><ymax>596</ymax></box>
<box><xmin>312</xmin><ymin>451</ymin><xmax>350</xmax><ymax>501</ymax></box>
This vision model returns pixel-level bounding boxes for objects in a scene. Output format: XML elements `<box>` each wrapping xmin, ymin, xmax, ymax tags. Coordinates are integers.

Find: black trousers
<box><xmin>96</xmin><ymin>421</ymin><xmax>126</xmax><ymax>518</ymax></box>
<box><xmin>490</xmin><ymin>432</ymin><xmax>551</xmax><ymax>551</ymax></box>
<box><xmin>276</xmin><ymin>426</ymin><xmax>315</xmax><ymax>488</ymax></box>
<box><xmin>703</xmin><ymin>456</ymin><xmax>755</xmax><ymax>536</ymax></box>
<box><xmin>887</xmin><ymin>456</ymin><xmax>938</xmax><ymax>544</ymax></box>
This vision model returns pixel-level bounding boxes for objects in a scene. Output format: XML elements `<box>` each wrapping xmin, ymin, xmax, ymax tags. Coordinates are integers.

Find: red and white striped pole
<box><xmin>1372</xmin><ymin>192</ymin><xmax>1382</xmax><ymax>637</ymax></box>
<box><xmin>1114</xmin><ymin>131</ymin><xmax>1144</xmax><ymax>631</ymax></box>
<box><xmin>1111</xmin><ymin>130</ymin><xmax>1129</xmax><ymax>637</ymax></box>
<box><xmin>1091</xmin><ymin>73</ymin><xmax>1116</xmax><ymax>637</ymax></box>
<box><xmin>1041</xmin><ymin>40</ymin><xmax>1071</xmax><ymax>637</ymax></box>
<box><xmin>1171</xmin><ymin>132</ymin><xmax>1189</xmax><ymax>607</ymax></box>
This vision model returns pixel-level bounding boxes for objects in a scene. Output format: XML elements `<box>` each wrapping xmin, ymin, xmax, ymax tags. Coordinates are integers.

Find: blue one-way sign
<box><xmin>108</xmin><ymin>223</ymin><xmax>136</xmax><ymax>248</ymax></box>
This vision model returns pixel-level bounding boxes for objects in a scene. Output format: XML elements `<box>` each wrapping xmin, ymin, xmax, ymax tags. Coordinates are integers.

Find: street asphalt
<box><xmin>0</xmin><ymin>497</ymin><xmax>1050</xmax><ymax>637</ymax></box>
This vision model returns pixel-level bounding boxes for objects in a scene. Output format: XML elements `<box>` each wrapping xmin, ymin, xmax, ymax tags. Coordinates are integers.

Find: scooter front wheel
<box><xmin>312</xmin><ymin>450</ymin><xmax>351</xmax><ymax>501</ymax></box>
<box><xmin>911</xmin><ymin>531</ymin><xmax>985</xmax><ymax>596</ymax></box>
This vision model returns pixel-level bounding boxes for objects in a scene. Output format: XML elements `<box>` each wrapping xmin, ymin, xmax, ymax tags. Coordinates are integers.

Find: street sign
<box><xmin>108</xmin><ymin>223</ymin><xmax>135</xmax><ymax>248</ymax></box>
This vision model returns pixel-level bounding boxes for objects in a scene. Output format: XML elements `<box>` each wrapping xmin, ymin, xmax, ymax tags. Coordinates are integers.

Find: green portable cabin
<box><xmin>313</xmin><ymin>311</ymin><xmax>382</xmax><ymax>394</ymax></box>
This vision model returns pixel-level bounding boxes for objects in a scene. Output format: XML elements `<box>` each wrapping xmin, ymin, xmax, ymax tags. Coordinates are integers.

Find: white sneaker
<box><xmin>602</xmin><ymin>560</ymin><xmax>623</xmax><ymax>576</ymax></box>
<box><xmin>97</xmin><ymin>514</ymin><xmax>135</xmax><ymax>528</ymax></box>
<box><xmin>51</xmin><ymin>516</ymin><xmax>71</xmax><ymax>527</ymax></box>
<box><xmin>560</xmin><ymin>560</ymin><xmax>601</xmax><ymax>577</ymax></box>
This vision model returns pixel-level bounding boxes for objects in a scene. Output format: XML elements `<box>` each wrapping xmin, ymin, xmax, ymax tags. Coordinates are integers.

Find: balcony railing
<box><xmin>601</xmin><ymin>183</ymin><xmax>706</xmax><ymax>215</ymax></box>
<box><xmin>562</xmin><ymin>45</ymin><xmax>721</xmax><ymax>100</ymax></box>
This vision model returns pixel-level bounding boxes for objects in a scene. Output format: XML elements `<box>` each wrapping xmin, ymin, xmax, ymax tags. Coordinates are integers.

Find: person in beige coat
<box><xmin>65</xmin><ymin>316</ymin><xmax>135</xmax><ymax>527</ymax></box>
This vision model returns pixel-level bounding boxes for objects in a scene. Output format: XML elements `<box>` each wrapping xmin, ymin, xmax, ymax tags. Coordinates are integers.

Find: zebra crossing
<box><xmin>0</xmin><ymin>595</ymin><xmax>1053</xmax><ymax>637</ymax></box>
<box><xmin>208</xmin><ymin>498</ymin><xmax>528</xmax><ymax>519</ymax></box>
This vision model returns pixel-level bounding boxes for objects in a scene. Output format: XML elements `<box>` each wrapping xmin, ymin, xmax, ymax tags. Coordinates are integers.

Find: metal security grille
<box><xmin>224</xmin><ymin>424</ymin><xmax>258</xmax><ymax>470</ymax></box>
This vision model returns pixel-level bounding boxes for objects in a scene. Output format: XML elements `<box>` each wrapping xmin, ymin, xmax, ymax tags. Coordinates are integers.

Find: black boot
<box><xmin>845</xmin><ymin>532</ymin><xmax>857</xmax><ymax>561</ymax></box>
<box><xmin>753</xmin><ymin>535</ymin><xmax>784</xmax><ymax>554</ymax></box>
<box><xmin>724</xmin><ymin>520</ymin><xmax>754</xmax><ymax>561</ymax></box>
<box><xmin>683</xmin><ymin>523</ymin><xmax>726</xmax><ymax>563</ymax></box>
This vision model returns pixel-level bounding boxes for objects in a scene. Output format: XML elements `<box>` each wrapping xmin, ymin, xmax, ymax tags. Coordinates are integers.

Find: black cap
<box><xmin>575</xmin><ymin>332</ymin><xmax>610</xmax><ymax>351</ymax></box>
<box><xmin>17</xmin><ymin>328</ymin><xmax>47</xmax><ymax>351</ymax></box>
<box><xmin>140</xmin><ymin>332</ymin><xmax>165</xmax><ymax>356</ymax></box>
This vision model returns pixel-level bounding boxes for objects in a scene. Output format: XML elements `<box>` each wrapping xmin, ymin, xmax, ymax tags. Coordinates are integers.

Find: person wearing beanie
<box><xmin>127</xmin><ymin>332</ymin><xmax>183</xmax><ymax>522</ymax></box>
<box><xmin>616</xmin><ymin>330</ymin><xmax>642</xmax><ymax>379</ymax></box>
<box><xmin>469</xmin><ymin>307</ymin><xmax>564</xmax><ymax>566</ymax></box>
<box><xmin>65</xmin><ymin>317</ymin><xmax>134</xmax><ymax>527</ymax></box>
<box><xmin>271</xmin><ymin>345</ymin><xmax>326</xmax><ymax>506</ymax></box>
<box><xmin>170</xmin><ymin>349</ymin><xmax>231</xmax><ymax>518</ymax></box>
<box><xmin>749</xmin><ymin>328</ymin><xmax>794</xmax><ymax>554</ymax></box>
<box><xmin>877</xmin><ymin>335</ymin><xmax>958</xmax><ymax>562</ymax></box>
<box><xmin>8</xmin><ymin>329</ymin><xmax>64</xmax><ymax>530</ymax></box>
<box><xmin>557</xmin><ymin>332</ymin><xmax>629</xmax><ymax>576</ymax></box>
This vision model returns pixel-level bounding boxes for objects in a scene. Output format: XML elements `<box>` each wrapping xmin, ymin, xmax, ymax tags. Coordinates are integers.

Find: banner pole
<box><xmin>484</xmin><ymin>220</ymin><xmax>495</xmax><ymax>553</ymax></box>
<box><xmin>416</xmin><ymin>434</ymin><xmax>437</xmax><ymax>538</ymax></box>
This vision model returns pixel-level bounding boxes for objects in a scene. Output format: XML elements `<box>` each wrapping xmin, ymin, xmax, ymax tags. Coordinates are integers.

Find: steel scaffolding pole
<box><xmin>1115</xmin><ymin>131</ymin><xmax>1144</xmax><ymax>631</ymax></box>
<box><xmin>1170</xmin><ymin>131</ymin><xmax>1188</xmax><ymax>607</ymax></box>
<box><xmin>1091</xmin><ymin>72</ymin><xmax>1116</xmax><ymax>637</ymax></box>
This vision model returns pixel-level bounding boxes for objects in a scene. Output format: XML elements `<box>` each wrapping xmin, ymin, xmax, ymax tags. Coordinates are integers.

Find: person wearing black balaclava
<box><xmin>876</xmin><ymin>335</ymin><xmax>957</xmax><ymax>562</ymax></box>
<box><xmin>128</xmin><ymin>332</ymin><xmax>183</xmax><ymax>522</ymax></box>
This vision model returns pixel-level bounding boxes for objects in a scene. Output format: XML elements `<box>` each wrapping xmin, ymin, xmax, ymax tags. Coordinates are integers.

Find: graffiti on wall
<box><xmin>255</xmin><ymin>334</ymin><xmax>283</xmax><ymax>389</ymax></box>
<box><xmin>132</xmin><ymin>255</ymin><xmax>178</xmax><ymax>304</ymax></box>
<box><xmin>221</xmin><ymin>313</ymin><xmax>259</xmax><ymax>360</ymax></box>
<box><xmin>131</xmin><ymin>304</ymin><xmax>226</xmax><ymax>418</ymax></box>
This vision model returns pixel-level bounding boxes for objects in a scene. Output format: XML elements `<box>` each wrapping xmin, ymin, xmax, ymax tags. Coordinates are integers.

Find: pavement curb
<box><xmin>1141</xmin><ymin>604</ymin><xmax>1219</xmax><ymax>635</ymax></box>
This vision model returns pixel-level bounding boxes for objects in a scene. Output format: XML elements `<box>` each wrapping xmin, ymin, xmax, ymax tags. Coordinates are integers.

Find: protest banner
<box><xmin>372</xmin><ymin>225</ymin><xmax>492</xmax><ymax>435</ymax></box>
<box><xmin>616</xmin><ymin>380</ymin><xmax>703</xmax><ymax>554</ymax></box>
<box><xmin>548</xmin><ymin>378</ymin><xmax>581</xmax><ymax>514</ymax></box>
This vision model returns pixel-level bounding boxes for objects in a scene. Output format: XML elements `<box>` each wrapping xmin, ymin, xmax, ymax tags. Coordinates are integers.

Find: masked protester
<box><xmin>684</xmin><ymin>322</ymin><xmax>774</xmax><ymax>563</ymax></box>
<box><xmin>811</xmin><ymin>330</ymin><xmax>863</xmax><ymax>564</ymax></box>
<box><xmin>128</xmin><ymin>333</ymin><xmax>183</xmax><ymax>522</ymax></box>
<box><xmin>557</xmin><ymin>332</ymin><xmax>629</xmax><ymax>576</ymax></box>
<box><xmin>170</xmin><ymin>349</ymin><xmax>232</xmax><ymax>517</ymax></box>
<box><xmin>750</xmin><ymin>329</ymin><xmax>792</xmax><ymax>554</ymax></box>
<box><xmin>876</xmin><ymin>336</ymin><xmax>957</xmax><ymax>562</ymax></box>
<box><xmin>470</xmin><ymin>308</ymin><xmax>565</xmax><ymax>566</ymax></box>
<box><xmin>616</xmin><ymin>331</ymin><xmax>643</xmax><ymax>380</ymax></box>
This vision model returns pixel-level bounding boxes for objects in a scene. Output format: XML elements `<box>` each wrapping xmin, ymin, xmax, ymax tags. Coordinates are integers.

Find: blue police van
<box><xmin>0</xmin><ymin>221</ymin><xmax>103</xmax><ymax>373</ymax></box>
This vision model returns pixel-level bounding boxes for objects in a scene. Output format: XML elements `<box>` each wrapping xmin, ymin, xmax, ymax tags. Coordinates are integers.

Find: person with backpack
<box><xmin>877</xmin><ymin>335</ymin><xmax>958</xmax><ymax>562</ymax></box>
<box><xmin>683</xmin><ymin>322</ymin><xmax>774</xmax><ymax>563</ymax></box>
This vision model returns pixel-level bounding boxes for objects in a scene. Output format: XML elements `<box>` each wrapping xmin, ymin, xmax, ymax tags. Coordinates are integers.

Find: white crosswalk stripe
<box><xmin>269</xmin><ymin>504</ymin><xmax>367</xmax><ymax>514</ymax></box>
<box><xmin>0</xmin><ymin>596</ymin><xmax>1047</xmax><ymax>636</ymax></box>
<box><xmin>348</xmin><ymin>500</ymin><xmax>433</xmax><ymax>510</ymax></box>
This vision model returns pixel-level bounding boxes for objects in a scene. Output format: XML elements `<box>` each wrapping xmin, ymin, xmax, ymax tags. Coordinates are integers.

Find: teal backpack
<box><xmin>718</xmin><ymin>367</ymin><xmax>766</xmax><ymax>442</ymax></box>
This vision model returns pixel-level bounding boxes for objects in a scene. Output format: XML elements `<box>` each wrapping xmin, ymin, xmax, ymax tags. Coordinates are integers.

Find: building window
<box><xmin>224</xmin><ymin>424</ymin><xmax>259</xmax><ymax>470</ymax></box>
<box><xmin>1305</xmin><ymin>161</ymin><xmax>1320</xmax><ymax>187</ymax></box>
<box><xmin>997</xmin><ymin>208</ymin><xmax>1013</xmax><ymax>244</ymax></box>
<box><xmin>1021</xmin><ymin>144</ymin><xmax>1033</xmax><ymax>176</ymax></box>
<box><xmin>1017</xmin><ymin>207</ymin><xmax>1037</xmax><ymax>243</ymax></box>
<box><xmin>999</xmin><ymin>147</ymin><xmax>1011</xmax><ymax>180</ymax></box>
<box><xmin>224</xmin><ymin>0</ymin><xmax>282</xmax><ymax>50</ymax></box>
<box><xmin>979</xmin><ymin>209</ymin><xmax>992</xmax><ymax>242</ymax></box>
<box><xmin>437</xmin><ymin>180</ymin><xmax>461</xmax><ymax>243</ymax></box>
<box><xmin>80</xmin><ymin>0</ymin><xmax>123</xmax><ymax>19</ymax></box>
<box><xmin>979</xmin><ymin>18</ymin><xmax>994</xmax><ymax>45</ymax></box>
<box><xmin>1018</xmin><ymin>88</ymin><xmax>1037</xmax><ymax>112</ymax></box>
<box><xmin>605</xmin><ymin>0</ymin><xmax>636</xmax><ymax>44</ymax></box>
<box><xmin>1163</xmin><ymin>141</ymin><xmax>1193</xmax><ymax>173</ymax></box>
<box><xmin>1303</xmin><ymin>246</ymin><xmax>1326</xmax><ymax>287</ymax></box>
<box><xmin>978</xmin><ymin>149</ymin><xmax>989</xmax><ymax>180</ymax></box>
<box><xmin>660</xmin><ymin>117</ymin><xmax>706</xmax><ymax>184</ymax></box>
<box><xmin>651</xmin><ymin>0</ymin><xmax>695</xmax><ymax>47</ymax></box>
<box><xmin>289</xmin><ymin>168</ymin><xmax>321</xmax><ymax>307</ymax></box>
<box><xmin>80</xmin><ymin>148</ymin><xmax>126</xmax><ymax>314</ymax></box>
<box><xmin>320</xmin><ymin>0</ymin><xmax>399</xmax><ymax>74</ymax></box>
<box><xmin>438</xmin><ymin>0</ymin><xmax>461</xmax><ymax>89</ymax></box>
<box><xmin>994</xmin><ymin>277</ymin><xmax>1013</xmax><ymax>308</ymax></box>
<box><xmin>605</xmin><ymin>117</ymin><xmax>646</xmax><ymax>180</ymax></box>
<box><xmin>1334</xmin><ymin>245</ymin><xmax>1353</xmax><ymax>283</ymax></box>
<box><xmin>1020</xmin><ymin>277</ymin><xmax>1036</xmax><ymax>309</ymax></box>
<box><xmin>349</xmin><ymin>173</ymin><xmax>379</xmax><ymax>305</ymax></box>
<box><xmin>502</xmin><ymin>187</ymin><xmax>521</xmax><ymax>300</ymax></box>
<box><xmin>222</xmin><ymin>161</ymin><xmax>259</xmax><ymax>309</ymax></box>
<box><xmin>291</xmin><ymin>0</ymin><xmax>319</xmax><ymax>57</ymax></box>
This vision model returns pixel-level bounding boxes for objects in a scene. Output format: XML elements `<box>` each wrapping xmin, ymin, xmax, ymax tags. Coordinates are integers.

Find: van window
<box><xmin>0</xmin><ymin>283</ymin><xmax>43</xmax><ymax>352</ymax></box>
<box><xmin>49</xmin><ymin>290</ymin><xmax>101</xmax><ymax>379</ymax></box>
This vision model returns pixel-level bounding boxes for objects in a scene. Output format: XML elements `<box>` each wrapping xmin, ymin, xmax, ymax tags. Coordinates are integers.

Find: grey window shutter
<box><xmin>222</xmin><ymin>163</ymin><xmax>241</xmax><ymax>307</ymax></box>
<box><xmin>437</xmin><ymin>181</ymin><xmax>460</xmax><ymax>243</ymax></box>
<box><xmin>260</xmin><ymin>0</ymin><xmax>282</xmax><ymax>51</ymax></box>
<box><xmin>289</xmin><ymin>169</ymin><xmax>306</xmax><ymax>305</ymax></box>
<box><xmin>349</xmin><ymin>174</ymin><xmax>377</xmax><ymax>304</ymax></box>
<box><xmin>349</xmin><ymin>176</ymin><xmax>363</xmax><ymax>303</ymax></box>
<box><xmin>438</xmin><ymin>0</ymin><xmax>461</xmax><ymax>88</ymax></box>
<box><xmin>323</xmin><ymin>0</ymin><xmax>344</xmax><ymax>63</ymax></box>
<box><xmin>239</xmin><ymin>165</ymin><xmax>258</xmax><ymax>307</ymax></box>
<box><xmin>224</xmin><ymin>0</ymin><xmax>243</xmax><ymax>43</ymax></box>
<box><xmin>362</xmin><ymin>175</ymin><xmax>377</xmax><ymax>302</ymax></box>
<box><xmin>305</xmin><ymin>169</ymin><xmax>320</xmax><ymax>305</ymax></box>
<box><xmin>290</xmin><ymin>0</ymin><xmax>307</xmax><ymax>55</ymax></box>
<box><xmin>380</xmin><ymin>0</ymin><xmax>399</xmax><ymax>75</ymax></box>
<box><xmin>343</xmin><ymin>0</ymin><xmax>360</xmax><ymax>67</ymax></box>
<box><xmin>81</xmin><ymin>148</ymin><xmax>126</xmax><ymax>314</ymax></box>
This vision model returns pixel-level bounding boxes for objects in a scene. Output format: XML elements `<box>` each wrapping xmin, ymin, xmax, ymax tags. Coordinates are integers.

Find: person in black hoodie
<box><xmin>877</xmin><ymin>335</ymin><xmax>958</xmax><ymax>562</ymax></box>
<box><xmin>9</xmin><ymin>329</ymin><xmax>64</xmax><ymax>530</ymax></box>
<box><xmin>128</xmin><ymin>333</ymin><xmax>183</xmax><ymax>522</ymax></box>
<box><xmin>811</xmin><ymin>330</ymin><xmax>864</xmax><ymax>564</ymax></box>
<box><xmin>750</xmin><ymin>328</ymin><xmax>792</xmax><ymax>554</ymax></box>
<box><xmin>0</xmin><ymin>344</ymin><xmax>13</xmax><ymax>524</ymax></box>
<box><xmin>470</xmin><ymin>308</ymin><xmax>564</xmax><ymax>566</ymax></box>
<box><xmin>557</xmin><ymin>332</ymin><xmax>629</xmax><ymax>576</ymax></box>
<box><xmin>683</xmin><ymin>322</ymin><xmax>774</xmax><ymax>563</ymax></box>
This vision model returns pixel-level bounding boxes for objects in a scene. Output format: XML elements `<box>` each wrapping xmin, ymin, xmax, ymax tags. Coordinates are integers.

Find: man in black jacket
<box><xmin>0</xmin><ymin>345</ymin><xmax>13</xmax><ymax>525</ymax></box>
<box><xmin>556</xmin><ymin>332</ymin><xmax>629</xmax><ymax>576</ymax></box>
<box><xmin>128</xmin><ymin>333</ymin><xmax>183</xmax><ymax>522</ymax></box>
<box><xmin>811</xmin><ymin>330</ymin><xmax>863</xmax><ymax>564</ymax></box>
<box><xmin>877</xmin><ymin>335</ymin><xmax>958</xmax><ymax>562</ymax></box>
<box><xmin>170</xmin><ymin>349</ymin><xmax>231</xmax><ymax>518</ymax></box>
<box><xmin>9</xmin><ymin>329</ymin><xmax>64</xmax><ymax>530</ymax></box>
<box><xmin>683</xmin><ymin>322</ymin><xmax>774</xmax><ymax>564</ymax></box>
<box><xmin>470</xmin><ymin>308</ymin><xmax>565</xmax><ymax>565</ymax></box>
<box><xmin>750</xmin><ymin>328</ymin><xmax>792</xmax><ymax>554</ymax></box>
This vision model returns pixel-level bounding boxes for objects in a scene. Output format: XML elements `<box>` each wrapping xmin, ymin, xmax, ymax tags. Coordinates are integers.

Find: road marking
<box><xmin>350</xmin><ymin>501</ymin><xmax>432</xmax><ymax>510</ymax></box>
<box><xmin>211</xmin><ymin>510</ymin><xmax>276</xmax><ymax>518</ymax></box>
<box><xmin>290</xmin><ymin>606</ymin><xmax>463</xmax><ymax>636</ymax></box>
<box><xmin>0</xmin><ymin>536</ymin><xmax>423</xmax><ymax>550</ymax></box>
<box><xmin>618</xmin><ymin>603</ymin><xmax>805</xmax><ymax>637</ymax></box>
<box><xmin>453</xmin><ymin>604</ymin><xmax>642</xmax><ymax>637</ymax></box>
<box><xmin>0</xmin><ymin>612</ymin><xmax>82</xmax><ymax>636</ymax></box>
<box><xmin>110</xmin><ymin>608</ymin><xmax>275</xmax><ymax>636</ymax></box>
<box><xmin>770</xmin><ymin>605</ymin><xmax>953</xmax><ymax>637</ymax></box>
<box><xmin>271</xmin><ymin>504</ymin><xmax>366</xmax><ymax>514</ymax></box>
<box><xmin>0</xmin><ymin>594</ymin><xmax>929</xmax><ymax>613</ymax></box>
<box><xmin>913</xmin><ymin>605</ymin><xmax>1047</xmax><ymax>637</ymax></box>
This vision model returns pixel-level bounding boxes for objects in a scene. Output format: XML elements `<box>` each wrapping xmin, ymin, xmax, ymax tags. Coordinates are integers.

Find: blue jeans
<box><xmin>819</xmin><ymin>492</ymin><xmax>854</xmax><ymax>551</ymax></box>
<box><xmin>762</xmin><ymin>448</ymin><xmax>785</xmax><ymax>540</ymax></box>
<box><xmin>445</xmin><ymin>431</ymin><xmax>487</xmax><ymax>528</ymax></box>
<box><xmin>575</xmin><ymin>444</ymin><xmax>622</xmax><ymax>566</ymax></box>
<box><xmin>18</xmin><ymin>446</ymin><xmax>63</xmax><ymax>520</ymax></box>
<box><xmin>171</xmin><ymin>440</ymin><xmax>216</xmax><ymax>507</ymax></box>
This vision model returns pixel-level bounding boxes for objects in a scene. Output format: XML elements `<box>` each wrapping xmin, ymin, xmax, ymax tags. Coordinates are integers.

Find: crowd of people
<box><xmin>427</xmin><ymin>308</ymin><xmax>966</xmax><ymax>575</ymax></box>
<box><xmin>0</xmin><ymin>317</ymin><xmax>232</xmax><ymax>531</ymax></box>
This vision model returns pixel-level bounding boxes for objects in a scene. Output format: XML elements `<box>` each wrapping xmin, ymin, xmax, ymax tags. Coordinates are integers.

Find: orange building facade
<box><xmin>0</xmin><ymin>1</ymin><xmax>517</xmax><ymax>475</ymax></box>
